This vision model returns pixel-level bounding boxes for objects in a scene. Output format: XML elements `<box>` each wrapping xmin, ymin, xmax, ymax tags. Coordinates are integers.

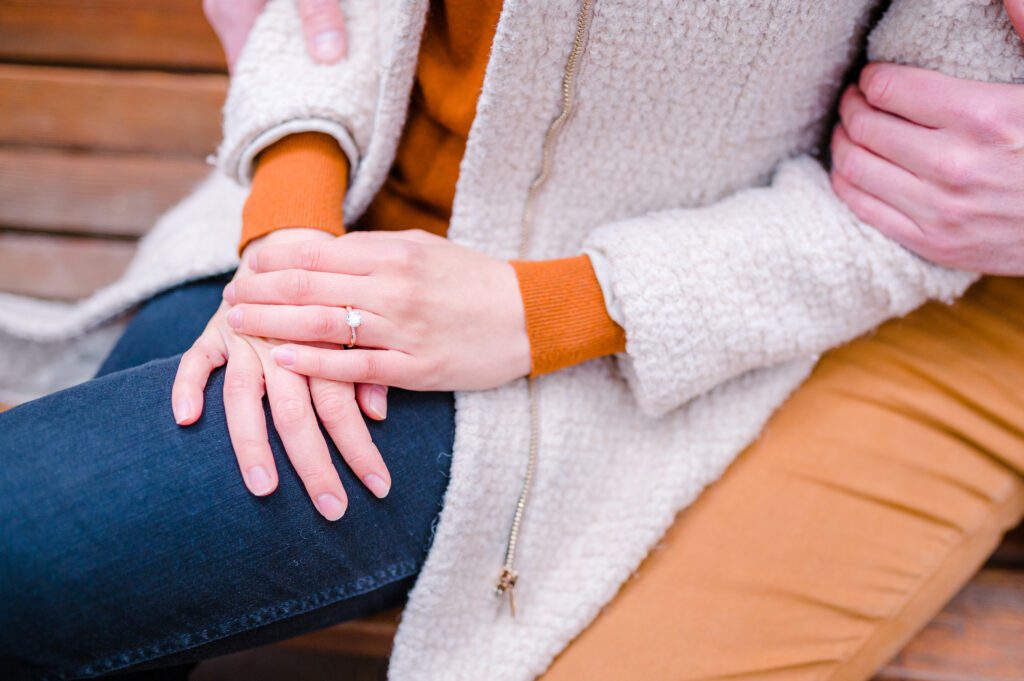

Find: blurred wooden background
<box><xmin>0</xmin><ymin>0</ymin><xmax>225</xmax><ymax>300</ymax></box>
<box><xmin>0</xmin><ymin>2</ymin><xmax>1022</xmax><ymax>679</ymax></box>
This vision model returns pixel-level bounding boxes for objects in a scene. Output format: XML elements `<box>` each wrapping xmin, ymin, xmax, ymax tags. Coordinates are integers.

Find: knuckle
<box><xmin>309</xmin><ymin>309</ymin><xmax>340</xmax><ymax>339</ymax></box>
<box><xmin>310</xmin><ymin>350</ymin><xmax>327</xmax><ymax>376</ymax></box>
<box><xmin>900</xmin><ymin>230</ymin><xmax>928</xmax><ymax>256</ymax></box>
<box><xmin>968</xmin><ymin>101</ymin><xmax>1010</xmax><ymax>142</ymax></box>
<box><xmin>180</xmin><ymin>346</ymin><xmax>200</xmax><ymax>366</ymax></box>
<box><xmin>359</xmin><ymin>353</ymin><xmax>382</xmax><ymax>382</ymax></box>
<box><xmin>921</xmin><ymin>235</ymin><xmax>961</xmax><ymax>266</ymax></box>
<box><xmin>343</xmin><ymin>449</ymin><xmax>373</xmax><ymax>471</ymax></box>
<box><xmin>285</xmin><ymin>270</ymin><xmax>313</xmax><ymax>301</ymax></box>
<box><xmin>849</xmin><ymin>197</ymin><xmax>879</xmax><ymax>228</ymax></box>
<box><xmin>224</xmin><ymin>369</ymin><xmax>263</xmax><ymax>398</ymax></box>
<box><xmin>386</xmin><ymin>241</ymin><xmax>420</xmax><ymax>270</ymax></box>
<box><xmin>413</xmin><ymin>357</ymin><xmax>441</xmax><ymax>390</ymax></box>
<box><xmin>298</xmin><ymin>242</ymin><xmax>324</xmax><ymax>271</ymax></box>
<box><xmin>391</xmin><ymin>281</ymin><xmax>422</xmax><ymax>315</ymax></box>
<box><xmin>315</xmin><ymin>393</ymin><xmax>353</xmax><ymax>428</ymax></box>
<box><xmin>272</xmin><ymin>396</ymin><xmax>309</xmax><ymax>427</ymax></box>
<box><xmin>183</xmin><ymin>343</ymin><xmax>218</xmax><ymax>369</ymax></box>
<box><xmin>233</xmin><ymin>436</ymin><xmax>268</xmax><ymax>457</ymax></box>
<box><xmin>935</xmin><ymin>196</ymin><xmax>970</xmax><ymax>230</ymax></box>
<box><xmin>935</xmin><ymin>152</ymin><xmax>975</xmax><ymax>189</ymax></box>
<box><xmin>292</xmin><ymin>460</ymin><xmax>332</xmax><ymax>487</ymax></box>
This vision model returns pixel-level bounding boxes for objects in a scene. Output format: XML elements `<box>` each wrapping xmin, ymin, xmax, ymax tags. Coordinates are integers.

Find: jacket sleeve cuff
<box><xmin>510</xmin><ymin>254</ymin><xmax>626</xmax><ymax>377</ymax></box>
<box><xmin>239</xmin><ymin>132</ymin><xmax>349</xmax><ymax>253</ymax></box>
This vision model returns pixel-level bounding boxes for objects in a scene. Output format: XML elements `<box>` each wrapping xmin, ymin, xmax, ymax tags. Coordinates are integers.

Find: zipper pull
<box><xmin>495</xmin><ymin>567</ymin><xmax>519</xmax><ymax>617</ymax></box>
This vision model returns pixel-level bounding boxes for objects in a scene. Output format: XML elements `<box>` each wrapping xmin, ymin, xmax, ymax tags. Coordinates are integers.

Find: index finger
<box><xmin>859</xmin><ymin>62</ymin><xmax>988</xmax><ymax>129</ymax></box>
<box><xmin>249</xmin><ymin>239</ymin><xmax>377</xmax><ymax>275</ymax></box>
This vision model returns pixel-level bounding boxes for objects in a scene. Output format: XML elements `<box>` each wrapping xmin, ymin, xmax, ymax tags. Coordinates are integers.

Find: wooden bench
<box><xmin>1</xmin><ymin>3</ymin><xmax>1022</xmax><ymax>679</ymax></box>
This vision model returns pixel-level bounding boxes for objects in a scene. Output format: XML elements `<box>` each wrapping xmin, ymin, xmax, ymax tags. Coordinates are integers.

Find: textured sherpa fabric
<box><xmin>1</xmin><ymin>1</ymin><xmax>1022</xmax><ymax>679</ymax></box>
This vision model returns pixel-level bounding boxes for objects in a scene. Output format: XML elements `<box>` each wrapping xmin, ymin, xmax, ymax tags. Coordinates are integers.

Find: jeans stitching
<box><xmin>54</xmin><ymin>558</ymin><xmax>419</xmax><ymax>680</ymax></box>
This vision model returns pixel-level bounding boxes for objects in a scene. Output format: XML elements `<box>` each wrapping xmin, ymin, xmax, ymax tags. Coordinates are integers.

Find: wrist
<box><xmin>510</xmin><ymin>255</ymin><xmax>626</xmax><ymax>376</ymax></box>
<box><xmin>240</xmin><ymin>133</ymin><xmax>349</xmax><ymax>254</ymax></box>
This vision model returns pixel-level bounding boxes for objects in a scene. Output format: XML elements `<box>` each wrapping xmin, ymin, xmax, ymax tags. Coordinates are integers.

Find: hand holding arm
<box><xmin>830</xmin><ymin>0</ymin><xmax>1024</xmax><ymax>275</ymax></box>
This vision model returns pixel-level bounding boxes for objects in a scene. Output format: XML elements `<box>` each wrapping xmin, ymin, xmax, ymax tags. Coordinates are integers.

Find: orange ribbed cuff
<box><xmin>240</xmin><ymin>132</ymin><xmax>349</xmax><ymax>253</ymax></box>
<box><xmin>511</xmin><ymin>254</ymin><xmax>627</xmax><ymax>376</ymax></box>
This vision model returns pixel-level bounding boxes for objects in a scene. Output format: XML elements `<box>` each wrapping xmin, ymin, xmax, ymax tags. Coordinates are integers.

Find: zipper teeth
<box><xmin>496</xmin><ymin>0</ymin><xmax>596</xmax><ymax>615</ymax></box>
<box><xmin>517</xmin><ymin>0</ymin><xmax>595</xmax><ymax>259</ymax></box>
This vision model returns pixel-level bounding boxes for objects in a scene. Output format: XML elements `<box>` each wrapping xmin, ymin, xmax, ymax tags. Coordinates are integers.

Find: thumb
<box><xmin>296</xmin><ymin>0</ymin><xmax>348</xmax><ymax>63</ymax></box>
<box><xmin>355</xmin><ymin>383</ymin><xmax>388</xmax><ymax>421</ymax></box>
<box><xmin>1005</xmin><ymin>0</ymin><xmax>1024</xmax><ymax>41</ymax></box>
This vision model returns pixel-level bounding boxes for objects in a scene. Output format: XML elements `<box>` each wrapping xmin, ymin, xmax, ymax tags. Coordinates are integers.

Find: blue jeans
<box><xmin>0</xmin><ymin>276</ymin><xmax>455</xmax><ymax>680</ymax></box>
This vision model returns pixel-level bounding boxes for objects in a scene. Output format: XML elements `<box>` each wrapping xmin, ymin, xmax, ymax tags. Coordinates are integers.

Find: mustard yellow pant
<box><xmin>543</xmin><ymin>277</ymin><xmax>1024</xmax><ymax>681</ymax></box>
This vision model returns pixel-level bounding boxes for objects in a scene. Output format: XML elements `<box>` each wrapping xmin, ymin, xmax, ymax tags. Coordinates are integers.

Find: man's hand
<box><xmin>204</xmin><ymin>0</ymin><xmax>347</xmax><ymax>70</ymax></box>
<box><xmin>829</xmin><ymin>0</ymin><xmax>1024</xmax><ymax>275</ymax></box>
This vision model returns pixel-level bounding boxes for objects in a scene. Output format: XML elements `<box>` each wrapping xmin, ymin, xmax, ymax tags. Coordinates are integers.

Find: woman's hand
<box><xmin>829</xmin><ymin>0</ymin><xmax>1024</xmax><ymax>275</ymax></box>
<box><xmin>172</xmin><ymin>228</ymin><xmax>392</xmax><ymax>521</ymax></box>
<box><xmin>222</xmin><ymin>230</ymin><xmax>531</xmax><ymax>391</ymax></box>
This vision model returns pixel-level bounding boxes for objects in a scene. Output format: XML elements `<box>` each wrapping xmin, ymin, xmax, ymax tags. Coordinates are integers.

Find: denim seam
<box><xmin>54</xmin><ymin>558</ymin><xmax>418</xmax><ymax>680</ymax></box>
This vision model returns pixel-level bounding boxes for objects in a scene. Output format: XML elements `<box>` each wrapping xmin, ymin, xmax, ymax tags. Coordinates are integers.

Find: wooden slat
<box><xmin>0</xmin><ymin>148</ymin><xmax>209</xmax><ymax>237</ymax></box>
<box><xmin>0</xmin><ymin>64</ymin><xmax>225</xmax><ymax>157</ymax></box>
<box><xmin>0</xmin><ymin>0</ymin><xmax>225</xmax><ymax>71</ymax></box>
<box><xmin>876</xmin><ymin>569</ymin><xmax>1024</xmax><ymax>681</ymax></box>
<box><xmin>0</xmin><ymin>231</ymin><xmax>136</xmax><ymax>300</ymax></box>
<box><xmin>276</xmin><ymin>609</ymin><xmax>400</xmax><ymax>660</ymax></box>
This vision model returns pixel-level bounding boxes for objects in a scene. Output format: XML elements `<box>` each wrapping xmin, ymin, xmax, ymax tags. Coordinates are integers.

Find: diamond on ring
<box><xmin>346</xmin><ymin>309</ymin><xmax>362</xmax><ymax>328</ymax></box>
<box><xmin>344</xmin><ymin>306</ymin><xmax>361</xmax><ymax>348</ymax></box>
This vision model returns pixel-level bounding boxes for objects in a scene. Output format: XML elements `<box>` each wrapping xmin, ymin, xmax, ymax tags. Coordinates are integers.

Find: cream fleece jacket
<box><xmin>1</xmin><ymin>1</ymin><xmax>1021</xmax><ymax>679</ymax></box>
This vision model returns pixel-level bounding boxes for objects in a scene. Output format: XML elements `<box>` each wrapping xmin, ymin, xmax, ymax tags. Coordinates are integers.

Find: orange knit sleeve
<box><xmin>510</xmin><ymin>255</ymin><xmax>626</xmax><ymax>376</ymax></box>
<box><xmin>239</xmin><ymin>132</ymin><xmax>349</xmax><ymax>253</ymax></box>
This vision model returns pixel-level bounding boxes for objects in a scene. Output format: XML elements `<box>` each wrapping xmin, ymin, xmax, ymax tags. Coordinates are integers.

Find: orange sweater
<box><xmin>241</xmin><ymin>0</ymin><xmax>624</xmax><ymax>375</ymax></box>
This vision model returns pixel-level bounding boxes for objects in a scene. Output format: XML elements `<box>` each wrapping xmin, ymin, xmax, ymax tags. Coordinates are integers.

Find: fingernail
<box><xmin>368</xmin><ymin>385</ymin><xmax>388</xmax><ymax>419</ymax></box>
<box><xmin>313</xmin><ymin>31</ymin><xmax>345</xmax><ymax>62</ymax></box>
<box><xmin>316</xmin><ymin>493</ymin><xmax>346</xmax><ymax>521</ymax></box>
<box><xmin>245</xmin><ymin>466</ymin><xmax>274</xmax><ymax>495</ymax></box>
<box><xmin>173</xmin><ymin>398</ymin><xmax>191</xmax><ymax>425</ymax></box>
<box><xmin>226</xmin><ymin>307</ymin><xmax>242</xmax><ymax>328</ymax></box>
<box><xmin>223</xmin><ymin>282</ymin><xmax>236</xmax><ymax>304</ymax></box>
<box><xmin>363</xmin><ymin>473</ymin><xmax>390</xmax><ymax>498</ymax></box>
<box><xmin>272</xmin><ymin>346</ymin><xmax>296</xmax><ymax>367</ymax></box>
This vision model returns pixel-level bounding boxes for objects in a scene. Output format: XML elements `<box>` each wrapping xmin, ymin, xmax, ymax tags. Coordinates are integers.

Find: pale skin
<box><xmin>173</xmin><ymin>228</ymin><xmax>402</xmax><ymax>521</ymax></box>
<box><xmin>173</xmin><ymin>227</ymin><xmax>530</xmax><ymax>521</ymax></box>
<box><xmin>831</xmin><ymin>0</ymin><xmax>1024</xmax><ymax>275</ymax></box>
<box><xmin>185</xmin><ymin>0</ymin><xmax>396</xmax><ymax>522</ymax></box>
<box><xmin>187</xmin><ymin>0</ymin><xmax>1024</xmax><ymax>519</ymax></box>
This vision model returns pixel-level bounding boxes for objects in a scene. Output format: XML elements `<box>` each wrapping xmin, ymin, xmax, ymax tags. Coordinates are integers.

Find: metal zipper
<box><xmin>495</xmin><ymin>0</ymin><xmax>596</xmax><ymax>617</ymax></box>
